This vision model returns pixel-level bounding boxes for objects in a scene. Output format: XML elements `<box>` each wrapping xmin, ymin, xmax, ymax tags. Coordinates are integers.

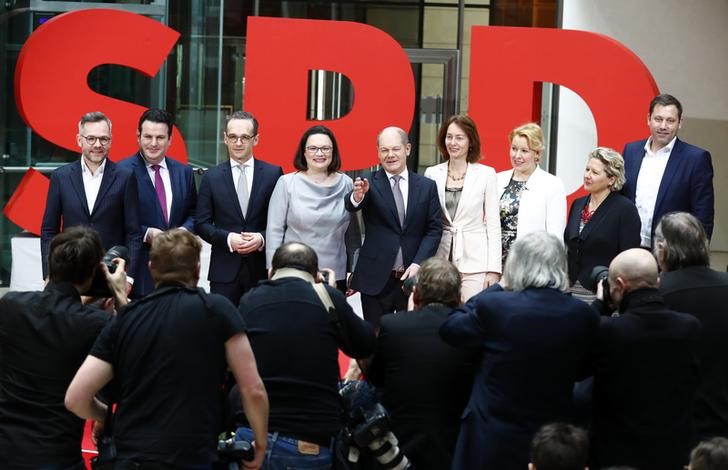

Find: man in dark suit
<box><xmin>41</xmin><ymin>111</ymin><xmax>142</xmax><ymax>293</ymax></box>
<box><xmin>367</xmin><ymin>257</ymin><xmax>476</xmax><ymax>470</ymax></box>
<box><xmin>622</xmin><ymin>93</ymin><xmax>714</xmax><ymax>245</ymax></box>
<box><xmin>345</xmin><ymin>126</ymin><xmax>442</xmax><ymax>327</ymax></box>
<box><xmin>590</xmin><ymin>248</ymin><xmax>701</xmax><ymax>470</ymax></box>
<box><xmin>654</xmin><ymin>212</ymin><xmax>728</xmax><ymax>441</ymax></box>
<box><xmin>195</xmin><ymin>111</ymin><xmax>283</xmax><ymax>305</ymax></box>
<box><xmin>118</xmin><ymin>109</ymin><xmax>197</xmax><ymax>297</ymax></box>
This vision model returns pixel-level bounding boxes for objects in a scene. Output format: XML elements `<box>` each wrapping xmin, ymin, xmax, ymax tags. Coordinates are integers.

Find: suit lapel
<box><xmin>70</xmin><ymin>161</ymin><xmax>91</xmax><ymax>218</ymax></box>
<box><xmin>452</xmin><ymin>163</ymin><xmax>474</xmax><ymax>221</ymax></box>
<box><xmin>653</xmin><ymin>138</ymin><xmax>683</xmax><ymax>218</ymax></box>
<box><xmin>404</xmin><ymin>170</ymin><xmax>417</xmax><ymax>230</ymax></box>
<box><xmin>247</xmin><ymin>160</ymin><xmax>265</xmax><ymax>220</ymax></box>
<box><xmin>92</xmin><ymin>160</ymin><xmax>117</xmax><ymax>215</ymax></box>
<box><xmin>222</xmin><ymin>162</ymin><xmax>245</xmax><ymax>221</ymax></box>
<box><xmin>579</xmin><ymin>192</ymin><xmax>618</xmax><ymax>240</ymax></box>
<box><xmin>373</xmin><ymin>170</ymin><xmax>401</xmax><ymax>229</ymax></box>
<box><xmin>167</xmin><ymin>158</ymin><xmax>183</xmax><ymax>227</ymax></box>
<box><xmin>433</xmin><ymin>164</ymin><xmax>452</xmax><ymax>225</ymax></box>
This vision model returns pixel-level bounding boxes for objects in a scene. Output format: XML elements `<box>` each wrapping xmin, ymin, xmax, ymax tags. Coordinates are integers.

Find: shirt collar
<box><xmin>384</xmin><ymin>169</ymin><xmax>408</xmax><ymax>181</ymax></box>
<box><xmin>143</xmin><ymin>154</ymin><xmax>168</xmax><ymax>170</ymax></box>
<box><xmin>81</xmin><ymin>157</ymin><xmax>106</xmax><ymax>176</ymax></box>
<box><xmin>230</xmin><ymin>157</ymin><xmax>255</xmax><ymax>169</ymax></box>
<box><xmin>644</xmin><ymin>136</ymin><xmax>677</xmax><ymax>155</ymax></box>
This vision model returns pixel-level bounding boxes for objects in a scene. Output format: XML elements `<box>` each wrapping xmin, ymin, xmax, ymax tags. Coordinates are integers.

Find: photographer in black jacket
<box><xmin>0</xmin><ymin>226</ymin><xmax>127</xmax><ymax>469</ymax></box>
<box><xmin>234</xmin><ymin>242</ymin><xmax>375</xmax><ymax>469</ymax></box>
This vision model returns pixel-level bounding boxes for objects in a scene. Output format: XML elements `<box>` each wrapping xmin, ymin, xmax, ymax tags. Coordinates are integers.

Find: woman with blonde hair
<box><xmin>497</xmin><ymin>122</ymin><xmax>566</xmax><ymax>263</ymax></box>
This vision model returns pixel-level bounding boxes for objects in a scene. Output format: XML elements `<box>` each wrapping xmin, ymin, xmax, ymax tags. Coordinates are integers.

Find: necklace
<box><xmin>447</xmin><ymin>168</ymin><xmax>466</xmax><ymax>181</ymax></box>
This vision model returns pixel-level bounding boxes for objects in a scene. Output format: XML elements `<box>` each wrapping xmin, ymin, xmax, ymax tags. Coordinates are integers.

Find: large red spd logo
<box><xmin>5</xmin><ymin>9</ymin><xmax>658</xmax><ymax>235</ymax></box>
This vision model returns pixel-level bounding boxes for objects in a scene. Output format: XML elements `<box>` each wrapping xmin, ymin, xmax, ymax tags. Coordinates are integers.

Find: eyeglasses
<box><xmin>81</xmin><ymin>135</ymin><xmax>111</xmax><ymax>146</ymax></box>
<box><xmin>306</xmin><ymin>146</ymin><xmax>333</xmax><ymax>155</ymax></box>
<box><xmin>226</xmin><ymin>134</ymin><xmax>255</xmax><ymax>143</ymax></box>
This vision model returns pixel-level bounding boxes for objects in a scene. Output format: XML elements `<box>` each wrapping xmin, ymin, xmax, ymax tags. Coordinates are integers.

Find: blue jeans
<box><xmin>235</xmin><ymin>427</ymin><xmax>332</xmax><ymax>470</ymax></box>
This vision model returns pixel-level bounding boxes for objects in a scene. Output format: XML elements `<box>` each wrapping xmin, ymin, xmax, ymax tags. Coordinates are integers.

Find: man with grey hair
<box><xmin>655</xmin><ymin>212</ymin><xmax>728</xmax><ymax>441</ymax></box>
<box><xmin>345</xmin><ymin>126</ymin><xmax>442</xmax><ymax>327</ymax></box>
<box><xmin>367</xmin><ymin>257</ymin><xmax>477</xmax><ymax>470</ymax></box>
<box><xmin>41</xmin><ymin>111</ymin><xmax>143</xmax><ymax>292</ymax></box>
<box><xmin>196</xmin><ymin>111</ymin><xmax>283</xmax><ymax>304</ymax></box>
<box><xmin>440</xmin><ymin>231</ymin><xmax>598</xmax><ymax>470</ymax></box>
<box><xmin>589</xmin><ymin>248</ymin><xmax>701</xmax><ymax>470</ymax></box>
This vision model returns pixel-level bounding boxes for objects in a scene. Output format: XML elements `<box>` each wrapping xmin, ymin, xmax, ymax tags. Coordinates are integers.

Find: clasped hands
<box><xmin>230</xmin><ymin>232</ymin><xmax>263</xmax><ymax>254</ymax></box>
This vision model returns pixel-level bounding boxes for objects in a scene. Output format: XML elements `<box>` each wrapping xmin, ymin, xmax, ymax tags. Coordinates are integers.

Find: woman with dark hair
<box><xmin>424</xmin><ymin>114</ymin><xmax>501</xmax><ymax>301</ymax></box>
<box><xmin>266</xmin><ymin>125</ymin><xmax>359</xmax><ymax>291</ymax></box>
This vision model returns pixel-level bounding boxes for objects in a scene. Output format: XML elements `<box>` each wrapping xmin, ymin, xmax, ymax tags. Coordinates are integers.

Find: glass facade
<box><xmin>0</xmin><ymin>0</ymin><xmax>554</xmax><ymax>286</ymax></box>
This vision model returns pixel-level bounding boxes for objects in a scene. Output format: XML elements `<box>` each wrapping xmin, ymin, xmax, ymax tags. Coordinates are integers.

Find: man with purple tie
<box><xmin>119</xmin><ymin>109</ymin><xmax>197</xmax><ymax>297</ymax></box>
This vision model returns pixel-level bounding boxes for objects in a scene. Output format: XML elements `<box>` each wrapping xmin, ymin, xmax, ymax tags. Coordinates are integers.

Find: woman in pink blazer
<box><xmin>424</xmin><ymin>115</ymin><xmax>501</xmax><ymax>301</ymax></box>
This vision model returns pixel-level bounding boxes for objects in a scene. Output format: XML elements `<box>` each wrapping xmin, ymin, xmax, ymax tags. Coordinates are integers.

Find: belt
<box><xmin>391</xmin><ymin>269</ymin><xmax>405</xmax><ymax>279</ymax></box>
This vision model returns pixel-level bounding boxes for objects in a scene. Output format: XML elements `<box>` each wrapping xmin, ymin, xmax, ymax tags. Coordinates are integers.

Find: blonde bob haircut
<box><xmin>509</xmin><ymin>122</ymin><xmax>545</xmax><ymax>157</ymax></box>
<box><xmin>588</xmin><ymin>147</ymin><xmax>626</xmax><ymax>192</ymax></box>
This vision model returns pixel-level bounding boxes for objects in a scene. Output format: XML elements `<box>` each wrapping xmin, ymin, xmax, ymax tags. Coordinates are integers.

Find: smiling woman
<box><xmin>564</xmin><ymin>147</ymin><xmax>641</xmax><ymax>302</ymax></box>
<box><xmin>265</xmin><ymin>125</ymin><xmax>360</xmax><ymax>292</ymax></box>
<box><xmin>424</xmin><ymin>114</ymin><xmax>502</xmax><ymax>301</ymax></box>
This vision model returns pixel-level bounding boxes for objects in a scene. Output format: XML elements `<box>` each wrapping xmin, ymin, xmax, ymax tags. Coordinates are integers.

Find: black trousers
<box><xmin>360</xmin><ymin>276</ymin><xmax>407</xmax><ymax>329</ymax></box>
<box><xmin>210</xmin><ymin>257</ymin><xmax>266</xmax><ymax>307</ymax></box>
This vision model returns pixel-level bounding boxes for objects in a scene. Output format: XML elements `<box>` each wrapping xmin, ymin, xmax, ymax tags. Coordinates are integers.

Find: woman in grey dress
<box><xmin>266</xmin><ymin>125</ymin><xmax>359</xmax><ymax>291</ymax></box>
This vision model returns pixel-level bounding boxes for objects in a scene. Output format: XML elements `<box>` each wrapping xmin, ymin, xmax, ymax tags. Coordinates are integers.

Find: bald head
<box><xmin>377</xmin><ymin>126</ymin><xmax>408</xmax><ymax>147</ymax></box>
<box><xmin>609</xmin><ymin>248</ymin><xmax>658</xmax><ymax>291</ymax></box>
<box><xmin>271</xmin><ymin>242</ymin><xmax>319</xmax><ymax>275</ymax></box>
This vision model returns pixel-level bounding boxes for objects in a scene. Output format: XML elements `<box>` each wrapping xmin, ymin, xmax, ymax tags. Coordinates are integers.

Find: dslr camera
<box><xmin>339</xmin><ymin>381</ymin><xmax>412</xmax><ymax>470</ymax></box>
<box><xmin>215</xmin><ymin>437</ymin><xmax>254</xmax><ymax>470</ymax></box>
<box><xmin>589</xmin><ymin>265</ymin><xmax>610</xmax><ymax>306</ymax></box>
<box><xmin>85</xmin><ymin>245</ymin><xmax>129</xmax><ymax>298</ymax></box>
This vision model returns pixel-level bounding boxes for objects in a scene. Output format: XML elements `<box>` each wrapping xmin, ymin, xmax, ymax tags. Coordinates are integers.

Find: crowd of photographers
<box><xmin>1</xmin><ymin>209</ymin><xmax>727</xmax><ymax>470</ymax></box>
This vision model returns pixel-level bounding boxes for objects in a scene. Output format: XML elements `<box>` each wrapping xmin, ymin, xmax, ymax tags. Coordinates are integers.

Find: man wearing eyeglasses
<box><xmin>41</xmin><ymin>111</ymin><xmax>142</xmax><ymax>293</ymax></box>
<box><xmin>118</xmin><ymin>108</ymin><xmax>198</xmax><ymax>298</ymax></box>
<box><xmin>196</xmin><ymin>111</ymin><xmax>283</xmax><ymax>304</ymax></box>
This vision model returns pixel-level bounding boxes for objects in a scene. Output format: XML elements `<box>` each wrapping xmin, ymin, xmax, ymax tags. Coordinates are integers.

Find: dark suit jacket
<box><xmin>622</xmin><ymin>137</ymin><xmax>714</xmax><ymax>239</ymax></box>
<box><xmin>440</xmin><ymin>284</ymin><xmax>599</xmax><ymax>470</ymax></box>
<box><xmin>195</xmin><ymin>159</ymin><xmax>282</xmax><ymax>283</ymax></box>
<box><xmin>118</xmin><ymin>153</ymin><xmax>197</xmax><ymax>296</ymax></box>
<box><xmin>661</xmin><ymin>266</ymin><xmax>728</xmax><ymax>439</ymax></box>
<box><xmin>367</xmin><ymin>304</ymin><xmax>477</xmax><ymax>470</ymax></box>
<box><xmin>345</xmin><ymin>169</ymin><xmax>442</xmax><ymax>296</ymax></box>
<box><xmin>565</xmin><ymin>191</ymin><xmax>641</xmax><ymax>288</ymax></box>
<box><xmin>590</xmin><ymin>288</ymin><xmax>701</xmax><ymax>470</ymax></box>
<box><xmin>40</xmin><ymin>159</ymin><xmax>142</xmax><ymax>280</ymax></box>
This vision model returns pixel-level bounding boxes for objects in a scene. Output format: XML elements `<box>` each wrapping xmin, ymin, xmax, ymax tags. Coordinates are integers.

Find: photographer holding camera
<box><xmin>588</xmin><ymin>248</ymin><xmax>701</xmax><ymax>470</ymax></box>
<box><xmin>0</xmin><ymin>226</ymin><xmax>127</xmax><ymax>469</ymax></box>
<box><xmin>233</xmin><ymin>242</ymin><xmax>375</xmax><ymax>469</ymax></box>
<box><xmin>66</xmin><ymin>229</ymin><xmax>269</xmax><ymax>469</ymax></box>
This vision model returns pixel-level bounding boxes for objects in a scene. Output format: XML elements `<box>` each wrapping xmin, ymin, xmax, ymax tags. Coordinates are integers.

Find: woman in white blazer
<box><xmin>497</xmin><ymin>123</ymin><xmax>566</xmax><ymax>263</ymax></box>
<box><xmin>424</xmin><ymin>115</ymin><xmax>501</xmax><ymax>301</ymax></box>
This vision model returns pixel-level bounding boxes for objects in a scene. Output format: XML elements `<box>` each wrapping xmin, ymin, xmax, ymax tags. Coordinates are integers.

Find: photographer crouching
<box><xmin>0</xmin><ymin>226</ymin><xmax>127</xmax><ymax>469</ymax></box>
<box><xmin>65</xmin><ymin>228</ymin><xmax>269</xmax><ymax>469</ymax></box>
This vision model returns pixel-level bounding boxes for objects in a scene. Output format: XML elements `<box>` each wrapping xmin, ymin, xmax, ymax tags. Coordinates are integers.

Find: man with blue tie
<box><xmin>346</xmin><ymin>126</ymin><xmax>442</xmax><ymax>327</ymax></box>
<box><xmin>196</xmin><ymin>111</ymin><xmax>283</xmax><ymax>305</ymax></box>
<box><xmin>41</xmin><ymin>111</ymin><xmax>142</xmax><ymax>293</ymax></box>
<box><xmin>622</xmin><ymin>94</ymin><xmax>714</xmax><ymax>246</ymax></box>
<box><xmin>118</xmin><ymin>109</ymin><xmax>197</xmax><ymax>297</ymax></box>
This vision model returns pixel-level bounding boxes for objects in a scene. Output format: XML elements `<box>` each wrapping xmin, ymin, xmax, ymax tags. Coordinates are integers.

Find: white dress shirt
<box><xmin>81</xmin><ymin>158</ymin><xmax>107</xmax><ymax>214</ymax></box>
<box><xmin>635</xmin><ymin>137</ymin><xmax>675</xmax><ymax>246</ymax></box>
<box><xmin>230</xmin><ymin>157</ymin><xmax>255</xmax><ymax>195</ymax></box>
